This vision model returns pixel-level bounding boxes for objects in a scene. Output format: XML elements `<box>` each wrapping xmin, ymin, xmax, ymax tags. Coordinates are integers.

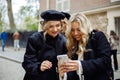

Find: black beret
<box><xmin>41</xmin><ymin>10</ymin><xmax>65</xmax><ymax>21</ymax></box>
<box><xmin>61</xmin><ymin>12</ymin><xmax>71</xmax><ymax>20</ymax></box>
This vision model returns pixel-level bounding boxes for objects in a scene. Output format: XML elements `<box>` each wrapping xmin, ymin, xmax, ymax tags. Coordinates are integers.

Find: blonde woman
<box><xmin>58</xmin><ymin>13</ymin><xmax>113</xmax><ymax>80</ymax></box>
<box><xmin>22</xmin><ymin>10</ymin><xmax>67</xmax><ymax>80</ymax></box>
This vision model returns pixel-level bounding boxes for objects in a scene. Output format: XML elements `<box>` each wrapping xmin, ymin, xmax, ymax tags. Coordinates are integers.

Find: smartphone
<box><xmin>57</xmin><ymin>54</ymin><xmax>68</xmax><ymax>64</ymax></box>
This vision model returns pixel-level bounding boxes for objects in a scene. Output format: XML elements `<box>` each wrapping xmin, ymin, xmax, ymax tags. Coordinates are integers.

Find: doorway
<box><xmin>115</xmin><ymin>17</ymin><xmax>120</xmax><ymax>54</ymax></box>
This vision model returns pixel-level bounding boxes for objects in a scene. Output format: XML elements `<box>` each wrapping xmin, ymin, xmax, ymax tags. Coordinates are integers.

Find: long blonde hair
<box><xmin>40</xmin><ymin>21</ymin><xmax>48</xmax><ymax>40</ymax></box>
<box><xmin>66</xmin><ymin>13</ymin><xmax>93</xmax><ymax>58</ymax></box>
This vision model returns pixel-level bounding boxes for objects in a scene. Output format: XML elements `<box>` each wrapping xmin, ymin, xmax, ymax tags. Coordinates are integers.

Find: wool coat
<box><xmin>22</xmin><ymin>31</ymin><xmax>67</xmax><ymax>80</ymax></box>
<box><xmin>67</xmin><ymin>31</ymin><xmax>114</xmax><ymax>80</ymax></box>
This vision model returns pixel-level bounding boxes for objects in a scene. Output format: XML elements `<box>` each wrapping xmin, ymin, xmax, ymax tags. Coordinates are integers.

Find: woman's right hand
<box><xmin>58</xmin><ymin>61</ymin><xmax>66</xmax><ymax>78</ymax></box>
<box><xmin>40</xmin><ymin>60</ymin><xmax>52</xmax><ymax>71</ymax></box>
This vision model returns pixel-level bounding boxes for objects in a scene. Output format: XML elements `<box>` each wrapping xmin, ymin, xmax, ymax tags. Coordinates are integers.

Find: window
<box><xmin>115</xmin><ymin>17</ymin><xmax>120</xmax><ymax>53</ymax></box>
<box><xmin>111</xmin><ymin>0</ymin><xmax>120</xmax><ymax>2</ymax></box>
<box><xmin>56</xmin><ymin>0</ymin><xmax>70</xmax><ymax>12</ymax></box>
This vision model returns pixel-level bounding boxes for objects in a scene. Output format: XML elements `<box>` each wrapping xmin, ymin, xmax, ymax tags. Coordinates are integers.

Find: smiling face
<box><xmin>71</xmin><ymin>21</ymin><xmax>84</xmax><ymax>41</ymax></box>
<box><xmin>45</xmin><ymin>21</ymin><xmax>61</xmax><ymax>37</ymax></box>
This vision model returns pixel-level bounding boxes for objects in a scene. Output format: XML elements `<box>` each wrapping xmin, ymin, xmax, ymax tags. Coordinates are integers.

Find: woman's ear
<box><xmin>40</xmin><ymin>21</ymin><xmax>44</xmax><ymax>25</ymax></box>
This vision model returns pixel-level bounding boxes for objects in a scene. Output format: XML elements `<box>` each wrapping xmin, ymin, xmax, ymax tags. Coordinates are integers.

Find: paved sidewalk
<box><xmin>0</xmin><ymin>47</ymin><xmax>25</xmax><ymax>63</ymax></box>
<box><xmin>0</xmin><ymin>47</ymin><xmax>120</xmax><ymax>79</ymax></box>
<box><xmin>113</xmin><ymin>54</ymin><xmax>120</xmax><ymax>80</ymax></box>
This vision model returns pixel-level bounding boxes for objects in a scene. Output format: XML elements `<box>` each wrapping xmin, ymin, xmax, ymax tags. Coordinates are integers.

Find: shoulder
<box><xmin>58</xmin><ymin>33</ymin><xmax>66</xmax><ymax>42</ymax></box>
<box><xmin>26</xmin><ymin>32</ymin><xmax>44</xmax><ymax>49</ymax></box>
<box><xmin>28</xmin><ymin>31</ymin><xmax>44</xmax><ymax>42</ymax></box>
<box><xmin>94</xmin><ymin>31</ymin><xmax>107</xmax><ymax>40</ymax></box>
<box><xmin>95</xmin><ymin>31</ymin><xmax>105</xmax><ymax>36</ymax></box>
<box><xmin>30</xmin><ymin>31</ymin><xmax>43</xmax><ymax>38</ymax></box>
<box><xmin>90</xmin><ymin>31</ymin><xmax>109</xmax><ymax>46</ymax></box>
<box><xmin>93</xmin><ymin>31</ymin><xmax>111</xmax><ymax>48</ymax></box>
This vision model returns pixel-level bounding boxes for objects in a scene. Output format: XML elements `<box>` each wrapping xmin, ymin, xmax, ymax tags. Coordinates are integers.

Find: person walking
<box><xmin>109</xmin><ymin>30</ymin><xmax>119</xmax><ymax>71</ymax></box>
<box><xmin>22</xmin><ymin>10</ymin><xmax>67</xmax><ymax>80</ymax></box>
<box><xmin>0</xmin><ymin>30</ymin><xmax>7</xmax><ymax>51</ymax></box>
<box><xmin>58</xmin><ymin>13</ymin><xmax>113</xmax><ymax>80</ymax></box>
<box><xmin>13</xmin><ymin>31</ymin><xmax>20</xmax><ymax>51</ymax></box>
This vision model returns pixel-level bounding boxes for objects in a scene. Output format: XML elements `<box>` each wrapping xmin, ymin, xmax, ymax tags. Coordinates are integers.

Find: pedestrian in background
<box><xmin>22</xmin><ymin>10</ymin><xmax>67</xmax><ymax>80</ymax></box>
<box><xmin>58</xmin><ymin>13</ymin><xmax>113</xmax><ymax>80</ymax></box>
<box><xmin>13</xmin><ymin>31</ymin><xmax>20</xmax><ymax>51</ymax></box>
<box><xmin>0</xmin><ymin>29</ymin><xmax>7</xmax><ymax>51</ymax></box>
<box><xmin>109</xmin><ymin>30</ymin><xmax>119</xmax><ymax>71</ymax></box>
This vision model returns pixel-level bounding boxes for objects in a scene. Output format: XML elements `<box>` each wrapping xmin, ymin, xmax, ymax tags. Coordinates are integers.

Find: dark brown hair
<box><xmin>110</xmin><ymin>30</ymin><xmax>119</xmax><ymax>40</ymax></box>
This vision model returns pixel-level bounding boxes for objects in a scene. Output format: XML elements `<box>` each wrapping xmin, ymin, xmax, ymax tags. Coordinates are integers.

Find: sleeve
<box><xmin>81</xmin><ymin>31</ymin><xmax>112</xmax><ymax>77</ymax></box>
<box><xmin>59</xmin><ymin>73</ymin><xmax>67</xmax><ymax>80</ymax></box>
<box><xmin>76</xmin><ymin>61</ymin><xmax>83</xmax><ymax>79</ymax></box>
<box><xmin>22</xmin><ymin>35</ymin><xmax>42</xmax><ymax>75</ymax></box>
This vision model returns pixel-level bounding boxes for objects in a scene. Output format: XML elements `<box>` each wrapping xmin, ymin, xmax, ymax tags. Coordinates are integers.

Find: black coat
<box><xmin>67</xmin><ymin>31</ymin><xmax>114</xmax><ymax>80</ymax></box>
<box><xmin>22</xmin><ymin>32</ymin><xmax>67</xmax><ymax>80</ymax></box>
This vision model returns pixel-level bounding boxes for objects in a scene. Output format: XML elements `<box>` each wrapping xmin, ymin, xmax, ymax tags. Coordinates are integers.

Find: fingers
<box><xmin>58</xmin><ymin>63</ymin><xmax>66</xmax><ymax>77</ymax></box>
<box><xmin>40</xmin><ymin>60</ymin><xmax>52</xmax><ymax>71</ymax></box>
<box><xmin>64</xmin><ymin>64</ymin><xmax>76</xmax><ymax>72</ymax></box>
<box><xmin>58</xmin><ymin>60</ymin><xmax>79</xmax><ymax>77</ymax></box>
<box><xmin>62</xmin><ymin>60</ymin><xmax>79</xmax><ymax>72</ymax></box>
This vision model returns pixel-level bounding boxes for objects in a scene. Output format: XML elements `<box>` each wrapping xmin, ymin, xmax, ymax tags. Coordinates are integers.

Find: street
<box><xmin>0</xmin><ymin>47</ymin><xmax>120</xmax><ymax>80</ymax></box>
<box><xmin>0</xmin><ymin>58</ymin><xmax>25</xmax><ymax>80</ymax></box>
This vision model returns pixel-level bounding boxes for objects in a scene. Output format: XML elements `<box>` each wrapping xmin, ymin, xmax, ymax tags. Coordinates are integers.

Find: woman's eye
<box><xmin>56</xmin><ymin>24</ymin><xmax>60</xmax><ymax>27</ymax></box>
<box><xmin>71</xmin><ymin>29</ymin><xmax>74</xmax><ymax>32</ymax></box>
<box><xmin>77</xmin><ymin>29</ymin><xmax>80</xmax><ymax>31</ymax></box>
<box><xmin>49</xmin><ymin>25</ymin><xmax>53</xmax><ymax>28</ymax></box>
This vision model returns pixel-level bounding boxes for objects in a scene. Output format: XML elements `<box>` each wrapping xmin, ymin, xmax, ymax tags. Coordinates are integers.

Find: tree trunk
<box><xmin>6</xmin><ymin>0</ymin><xmax>16</xmax><ymax>32</ymax></box>
<box><xmin>0</xmin><ymin>12</ymin><xmax>2</xmax><ymax>31</ymax></box>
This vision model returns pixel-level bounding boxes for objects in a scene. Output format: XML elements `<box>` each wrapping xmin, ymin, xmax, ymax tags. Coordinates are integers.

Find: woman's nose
<box><xmin>53</xmin><ymin>27</ymin><xmax>58</xmax><ymax>31</ymax></box>
<box><xmin>74</xmin><ymin>31</ymin><xmax>78</xmax><ymax>35</ymax></box>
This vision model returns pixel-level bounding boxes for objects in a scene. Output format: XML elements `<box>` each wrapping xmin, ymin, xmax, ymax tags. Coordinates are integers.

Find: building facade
<box><xmin>39</xmin><ymin>0</ymin><xmax>120</xmax><ymax>53</ymax></box>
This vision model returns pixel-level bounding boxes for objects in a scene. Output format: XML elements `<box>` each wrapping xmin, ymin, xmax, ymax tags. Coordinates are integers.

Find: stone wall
<box><xmin>86</xmin><ymin>12</ymin><xmax>109</xmax><ymax>38</ymax></box>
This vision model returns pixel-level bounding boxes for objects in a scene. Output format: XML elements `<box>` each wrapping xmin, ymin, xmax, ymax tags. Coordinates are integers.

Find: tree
<box><xmin>0</xmin><ymin>0</ymin><xmax>7</xmax><ymax>31</ymax></box>
<box><xmin>6</xmin><ymin>0</ymin><xmax>16</xmax><ymax>32</ymax></box>
<box><xmin>15</xmin><ymin>0</ymin><xmax>39</xmax><ymax>31</ymax></box>
<box><xmin>24</xmin><ymin>16</ymin><xmax>38</xmax><ymax>31</ymax></box>
<box><xmin>25</xmin><ymin>0</ymin><xmax>40</xmax><ymax>31</ymax></box>
<box><xmin>25</xmin><ymin>0</ymin><xmax>40</xmax><ymax>19</ymax></box>
<box><xmin>0</xmin><ymin>12</ymin><xmax>2</xmax><ymax>31</ymax></box>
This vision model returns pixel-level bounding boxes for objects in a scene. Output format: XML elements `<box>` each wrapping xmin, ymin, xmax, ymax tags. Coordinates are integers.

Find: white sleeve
<box><xmin>76</xmin><ymin>61</ymin><xmax>83</xmax><ymax>79</ymax></box>
<box><xmin>59</xmin><ymin>73</ymin><xmax>67</xmax><ymax>80</ymax></box>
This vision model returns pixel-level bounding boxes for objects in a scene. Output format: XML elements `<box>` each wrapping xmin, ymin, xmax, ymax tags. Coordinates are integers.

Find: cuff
<box><xmin>76</xmin><ymin>61</ymin><xmax>83</xmax><ymax>76</ymax></box>
<box><xmin>59</xmin><ymin>73</ymin><xmax>67</xmax><ymax>80</ymax></box>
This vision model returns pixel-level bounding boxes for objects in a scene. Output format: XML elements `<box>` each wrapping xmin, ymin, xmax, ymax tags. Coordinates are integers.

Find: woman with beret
<box><xmin>58</xmin><ymin>13</ymin><xmax>114</xmax><ymax>80</ymax></box>
<box><xmin>22</xmin><ymin>10</ymin><xmax>67</xmax><ymax>80</ymax></box>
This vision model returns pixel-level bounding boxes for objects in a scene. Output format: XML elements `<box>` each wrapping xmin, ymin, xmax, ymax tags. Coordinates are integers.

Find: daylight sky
<box><xmin>12</xmin><ymin>0</ymin><xmax>27</xmax><ymax>14</ymax></box>
<box><xmin>3</xmin><ymin>0</ymin><xmax>39</xmax><ymax>27</ymax></box>
<box><xmin>12</xmin><ymin>0</ymin><xmax>39</xmax><ymax>14</ymax></box>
